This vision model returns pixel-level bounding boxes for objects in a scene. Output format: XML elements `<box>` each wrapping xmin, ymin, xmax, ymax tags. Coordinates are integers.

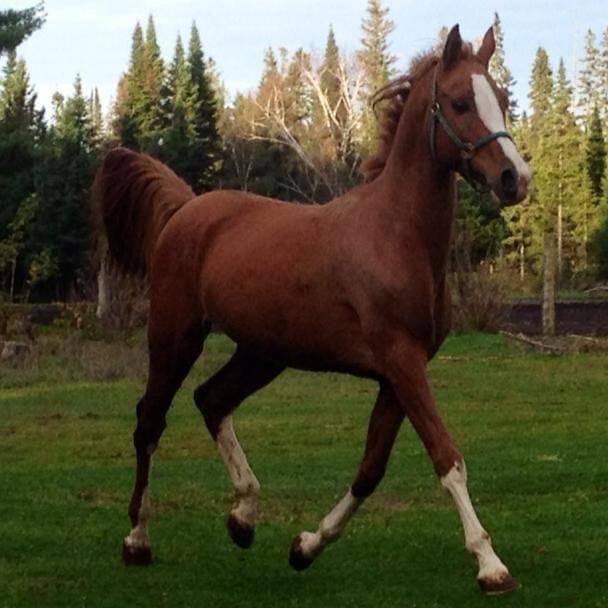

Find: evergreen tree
<box><xmin>319</xmin><ymin>27</ymin><xmax>345</xmax><ymax>130</ymax></box>
<box><xmin>502</xmin><ymin>113</ymin><xmax>537</xmax><ymax>278</ymax></box>
<box><xmin>89</xmin><ymin>87</ymin><xmax>104</xmax><ymax>147</ymax></box>
<box><xmin>358</xmin><ymin>0</ymin><xmax>396</xmax><ymax>95</ymax></box>
<box><xmin>186</xmin><ymin>22</ymin><xmax>221</xmax><ymax>191</ymax></box>
<box><xmin>143</xmin><ymin>15</ymin><xmax>165</xmax><ymax>138</ymax></box>
<box><xmin>0</xmin><ymin>3</ymin><xmax>45</xmax><ymax>55</ymax></box>
<box><xmin>577</xmin><ymin>29</ymin><xmax>600</xmax><ymax>119</ymax></box>
<box><xmin>257</xmin><ymin>47</ymin><xmax>282</xmax><ymax>108</ymax></box>
<box><xmin>283</xmin><ymin>48</ymin><xmax>313</xmax><ymax>135</ymax></box>
<box><xmin>585</xmin><ymin>106</ymin><xmax>606</xmax><ymax>204</ymax></box>
<box><xmin>31</xmin><ymin>75</ymin><xmax>100</xmax><ymax>298</ymax></box>
<box><xmin>599</xmin><ymin>26</ymin><xmax>608</xmax><ymax>121</ymax></box>
<box><xmin>114</xmin><ymin>21</ymin><xmax>147</xmax><ymax>149</ymax></box>
<box><xmin>528</xmin><ymin>47</ymin><xmax>553</xmax><ymax>137</ymax></box>
<box><xmin>357</xmin><ymin>0</ymin><xmax>397</xmax><ymax>157</ymax></box>
<box><xmin>488</xmin><ymin>13</ymin><xmax>518</xmax><ymax>120</ymax></box>
<box><xmin>0</xmin><ymin>50</ymin><xmax>45</xmax><ymax>295</ymax></box>
<box><xmin>535</xmin><ymin>60</ymin><xmax>591</xmax><ymax>273</ymax></box>
<box><xmin>0</xmin><ymin>50</ymin><xmax>41</xmax><ymax>238</ymax></box>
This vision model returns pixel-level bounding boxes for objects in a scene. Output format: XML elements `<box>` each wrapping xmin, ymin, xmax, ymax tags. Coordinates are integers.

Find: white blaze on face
<box><xmin>471</xmin><ymin>73</ymin><xmax>531</xmax><ymax>184</ymax></box>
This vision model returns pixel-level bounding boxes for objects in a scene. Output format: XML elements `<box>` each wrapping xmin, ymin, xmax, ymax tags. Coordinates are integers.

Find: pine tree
<box><xmin>489</xmin><ymin>13</ymin><xmax>518</xmax><ymax>120</ymax></box>
<box><xmin>283</xmin><ymin>48</ymin><xmax>312</xmax><ymax>135</ymax></box>
<box><xmin>599</xmin><ymin>26</ymin><xmax>608</xmax><ymax>121</ymax></box>
<box><xmin>358</xmin><ymin>0</ymin><xmax>396</xmax><ymax>96</ymax></box>
<box><xmin>257</xmin><ymin>47</ymin><xmax>281</xmax><ymax>109</ymax></box>
<box><xmin>577</xmin><ymin>29</ymin><xmax>600</xmax><ymax>120</ymax></box>
<box><xmin>31</xmin><ymin>74</ymin><xmax>99</xmax><ymax>298</ymax></box>
<box><xmin>0</xmin><ymin>50</ymin><xmax>45</xmax><ymax>295</ymax></box>
<box><xmin>0</xmin><ymin>50</ymin><xmax>40</xmax><ymax>236</ymax></box>
<box><xmin>320</xmin><ymin>27</ymin><xmax>345</xmax><ymax>128</ymax></box>
<box><xmin>535</xmin><ymin>60</ymin><xmax>591</xmax><ymax>273</ymax></box>
<box><xmin>585</xmin><ymin>106</ymin><xmax>606</xmax><ymax>204</ymax></box>
<box><xmin>0</xmin><ymin>3</ymin><xmax>45</xmax><ymax>55</ymax></box>
<box><xmin>89</xmin><ymin>87</ymin><xmax>104</xmax><ymax>147</ymax></box>
<box><xmin>143</xmin><ymin>15</ymin><xmax>165</xmax><ymax>138</ymax></box>
<box><xmin>358</xmin><ymin>0</ymin><xmax>397</xmax><ymax>157</ymax></box>
<box><xmin>528</xmin><ymin>47</ymin><xmax>553</xmax><ymax>138</ymax></box>
<box><xmin>114</xmin><ymin>21</ymin><xmax>147</xmax><ymax>149</ymax></box>
<box><xmin>186</xmin><ymin>22</ymin><xmax>221</xmax><ymax>191</ymax></box>
<box><xmin>165</xmin><ymin>35</ymin><xmax>198</xmax><ymax>138</ymax></box>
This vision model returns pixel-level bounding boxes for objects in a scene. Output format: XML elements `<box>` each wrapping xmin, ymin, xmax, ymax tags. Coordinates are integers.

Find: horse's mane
<box><xmin>360</xmin><ymin>44</ymin><xmax>473</xmax><ymax>182</ymax></box>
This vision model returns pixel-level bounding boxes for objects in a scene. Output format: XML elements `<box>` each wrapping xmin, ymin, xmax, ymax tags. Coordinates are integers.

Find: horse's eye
<box><xmin>451</xmin><ymin>98</ymin><xmax>470</xmax><ymax>113</ymax></box>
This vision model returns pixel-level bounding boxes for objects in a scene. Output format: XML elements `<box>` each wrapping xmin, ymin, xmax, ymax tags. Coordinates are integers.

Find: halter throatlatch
<box><xmin>429</xmin><ymin>67</ymin><xmax>512</xmax><ymax>185</ymax></box>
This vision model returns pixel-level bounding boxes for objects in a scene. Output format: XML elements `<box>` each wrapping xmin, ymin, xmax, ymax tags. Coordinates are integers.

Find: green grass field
<box><xmin>1</xmin><ymin>332</ymin><xmax>606</xmax><ymax>608</ymax></box>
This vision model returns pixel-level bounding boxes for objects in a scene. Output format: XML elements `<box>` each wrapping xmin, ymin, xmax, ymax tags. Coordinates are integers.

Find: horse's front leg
<box><xmin>289</xmin><ymin>381</ymin><xmax>404</xmax><ymax>569</ymax></box>
<box><xmin>383</xmin><ymin>337</ymin><xmax>518</xmax><ymax>595</ymax></box>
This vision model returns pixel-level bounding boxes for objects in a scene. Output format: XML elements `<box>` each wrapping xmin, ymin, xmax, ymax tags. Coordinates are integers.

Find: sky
<box><xmin>5</xmin><ymin>0</ymin><xmax>608</xmax><ymax>120</ymax></box>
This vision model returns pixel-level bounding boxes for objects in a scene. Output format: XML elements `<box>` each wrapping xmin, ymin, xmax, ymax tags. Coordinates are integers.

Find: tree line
<box><xmin>0</xmin><ymin>1</ymin><xmax>607</xmax><ymax>302</ymax></box>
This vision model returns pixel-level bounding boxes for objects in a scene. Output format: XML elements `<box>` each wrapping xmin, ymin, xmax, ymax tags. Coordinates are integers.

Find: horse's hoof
<box><xmin>478</xmin><ymin>572</ymin><xmax>520</xmax><ymax>595</ymax></box>
<box><xmin>122</xmin><ymin>539</ymin><xmax>153</xmax><ymax>565</ymax></box>
<box><xmin>227</xmin><ymin>513</ymin><xmax>254</xmax><ymax>549</ymax></box>
<box><xmin>288</xmin><ymin>534</ymin><xmax>314</xmax><ymax>571</ymax></box>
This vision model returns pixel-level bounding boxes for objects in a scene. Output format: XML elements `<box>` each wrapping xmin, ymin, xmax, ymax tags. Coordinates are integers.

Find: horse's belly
<box><xmin>205</xmin><ymin>280</ymin><xmax>376</xmax><ymax>376</ymax></box>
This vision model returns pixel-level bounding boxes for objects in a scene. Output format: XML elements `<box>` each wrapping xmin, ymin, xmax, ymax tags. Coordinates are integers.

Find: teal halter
<box><xmin>429</xmin><ymin>67</ymin><xmax>512</xmax><ymax>183</ymax></box>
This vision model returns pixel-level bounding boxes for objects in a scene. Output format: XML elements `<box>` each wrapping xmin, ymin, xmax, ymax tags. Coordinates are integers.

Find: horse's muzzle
<box><xmin>491</xmin><ymin>163</ymin><xmax>529</xmax><ymax>206</ymax></box>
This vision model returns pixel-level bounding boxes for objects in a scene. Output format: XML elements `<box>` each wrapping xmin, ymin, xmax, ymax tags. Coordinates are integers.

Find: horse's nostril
<box><xmin>501</xmin><ymin>168</ymin><xmax>517</xmax><ymax>193</ymax></box>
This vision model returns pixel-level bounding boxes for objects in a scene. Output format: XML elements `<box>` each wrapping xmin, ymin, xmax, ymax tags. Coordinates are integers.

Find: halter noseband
<box><xmin>429</xmin><ymin>67</ymin><xmax>512</xmax><ymax>184</ymax></box>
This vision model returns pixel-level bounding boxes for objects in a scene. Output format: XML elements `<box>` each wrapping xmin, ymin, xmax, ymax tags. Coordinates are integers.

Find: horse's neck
<box><xmin>373</xmin><ymin>102</ymin><xmax>456</xmax><ymax>283</ymax></box>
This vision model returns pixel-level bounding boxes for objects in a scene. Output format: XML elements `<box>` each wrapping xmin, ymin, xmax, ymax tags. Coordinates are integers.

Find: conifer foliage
<box><xmin>113</xmin><ymin>18</ymin><xmax>220</xmax><ymax>192</ymax></box>
<box><xmin>2</xmin><ymin>6</ymin><xmax>608</xmax><ymax>299</ymax></box>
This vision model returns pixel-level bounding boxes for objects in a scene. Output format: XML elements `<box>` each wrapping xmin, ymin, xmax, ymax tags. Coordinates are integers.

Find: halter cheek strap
<box><xmin>429</xmin><ymin>67</ymin><xmax>512</xmax><ymax>184</ymax></box>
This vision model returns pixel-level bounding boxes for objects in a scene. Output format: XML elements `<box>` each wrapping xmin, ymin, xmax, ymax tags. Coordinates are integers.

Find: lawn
<box><xmin>0</xmin><ymin>332</ymin><xmax>606</xmax><ymax>607</ymax></box>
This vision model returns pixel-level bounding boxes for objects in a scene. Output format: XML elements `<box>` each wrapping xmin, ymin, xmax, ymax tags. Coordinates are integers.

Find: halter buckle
<box><xmin>461</xmin><ymin>142</ymin><xmax>475</xmax><ymax>160</ymax></box>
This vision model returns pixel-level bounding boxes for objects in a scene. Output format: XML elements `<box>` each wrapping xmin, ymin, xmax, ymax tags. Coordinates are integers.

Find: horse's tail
<box><xmin>92</xmin><ymin>147</ymin><xmax>195</xmax><ymax>278</ymax></box>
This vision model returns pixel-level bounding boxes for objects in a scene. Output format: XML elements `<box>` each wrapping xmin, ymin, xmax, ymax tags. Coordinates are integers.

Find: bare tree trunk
<box><xmin>96</xmin><ymin>253</ymin><xmax>110</xmax><ymax>325</ymax></box>
<box><xmin>519</xmin><ymin>241</ymin><xmax>525</xmax><ymax>281</ymax></box>
<box><xmin>542</xmin><ymin>231</ymin><xmax>556</xmax><ymax>337</ymax></box>
<box><xmin>9</xmin><ymin>257</ymin><xmax>16</xmax><ymax>301</ymax></box>
<box><xmin>557</xmin><ymin>204</ymin><xmax>563</xmax><ymax>284</ymax></box>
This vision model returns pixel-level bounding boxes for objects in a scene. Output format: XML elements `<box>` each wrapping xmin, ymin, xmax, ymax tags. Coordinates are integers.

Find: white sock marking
<box><xmin>124</xmin><ymin>443</ymin><xmax>156</xmax><ymax>550</ymax></box>
<box><xmin>124</xmin><ymin>488</ymin><xmax>151</xmax><ymax>549</ymax></box>
<box><xmin>298</xmin><ymin>489</ymin><xmax>362</xmax><ymax>559</ymax></box>
<box><xmin>441</xmin><ymin>462</ymin><xmax>510</xmax><ymax>582</ymax></box>
<box><xmin>471</xmin><ymin>73</ymin><xmax>531</xmax><ymax>184</ymax></box>
<box><xmin>216</xmin><ymin>416</ymin><xmax>260</xmax><ymax>527</ymax></box>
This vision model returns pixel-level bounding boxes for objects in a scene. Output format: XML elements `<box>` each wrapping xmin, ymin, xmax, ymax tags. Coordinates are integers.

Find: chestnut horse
<box><xmin>95</xmin><ymin>25</ymin><xmax>530</xmax><ymax>594</ymax></box>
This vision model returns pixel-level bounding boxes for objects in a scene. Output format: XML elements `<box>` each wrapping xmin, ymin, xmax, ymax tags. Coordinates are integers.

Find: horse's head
<box><xmin>430</xmin><ymin>24</ymin><xmax>531</xmax><ymax>205</ymax></box>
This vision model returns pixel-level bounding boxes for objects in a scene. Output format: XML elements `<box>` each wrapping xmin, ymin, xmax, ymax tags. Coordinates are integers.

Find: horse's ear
<box><xmin>442</xmin><ymin>24</ymin><xmax>462</xmax><ymax>70</ymax></box>
<box><xmin>476</xmin><ymin>26</ymin><xmax>495</xmax><ymax>68</ymax></box>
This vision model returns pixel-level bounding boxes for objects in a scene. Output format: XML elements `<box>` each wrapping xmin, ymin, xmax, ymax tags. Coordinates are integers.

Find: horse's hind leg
<box><xmin>122</xmin><ymin>316</ymin><xmax>209</xmax><ymax>565</ymax></box>
<box><xmin>289</xmin><ymin>381</ymin><xmax>404</xmax><ymax>570</ymax></box>
<box><xmin>194</xmin><ymin>348</ymin><xmax>284</xmax><ymax>548</ymax></box>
